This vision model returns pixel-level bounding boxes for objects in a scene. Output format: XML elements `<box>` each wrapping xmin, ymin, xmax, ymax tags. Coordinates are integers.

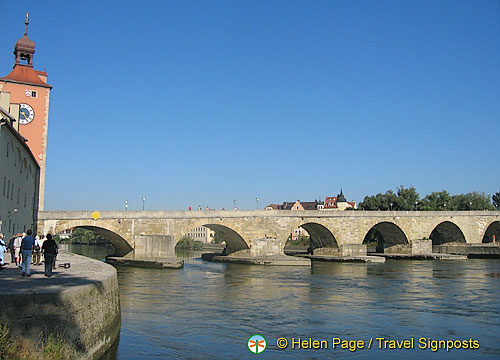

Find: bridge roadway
<box><xmin>37</xmin><ymin>210</ymin><xmax>500</xmax><ymax>258</ymax></box>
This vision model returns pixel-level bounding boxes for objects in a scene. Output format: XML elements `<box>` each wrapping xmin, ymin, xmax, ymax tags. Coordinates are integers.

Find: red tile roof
<box><xmin>1</xmin><ymin>65</ymin><xmax>52</xmax><ymax>88</ymax></box>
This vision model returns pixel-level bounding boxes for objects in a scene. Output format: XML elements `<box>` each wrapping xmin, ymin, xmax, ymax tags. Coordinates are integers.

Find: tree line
<box><xmin>358</xmin><ymin>186</ymin><xmax>500</xmax><ymax>211</ymax></box>
<box><xmin>58</xmin><ymin>228</ymin><xmax>107</xmax><ymax>244</ymax></box>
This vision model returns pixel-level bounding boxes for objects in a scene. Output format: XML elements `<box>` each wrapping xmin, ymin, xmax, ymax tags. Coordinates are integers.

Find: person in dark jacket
<box><xmin>41</xmin><ymin>233</ymin><xmax>58</xmax><ymax>277</ymax></box>
<box><xmin>8</xmin><ymin>235</ymin><xmax>15</xmax><ymax>263</ymax></box>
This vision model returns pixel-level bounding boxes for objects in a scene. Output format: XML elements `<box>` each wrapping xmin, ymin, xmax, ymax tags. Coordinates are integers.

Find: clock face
<box><xmin>19</xmin><ymin>103</ymin><xmax>35</xmax><ymax>125</ymax></box>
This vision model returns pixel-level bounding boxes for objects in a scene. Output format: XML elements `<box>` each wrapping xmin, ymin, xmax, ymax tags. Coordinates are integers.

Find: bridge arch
<box><xmin>56</xmin><ymin>225</ymin><xmax>133</xmax><ymax>257</ymax></box>
<box><xmin>301</xmin><ymin>222</ymin><xmax>338</xmax><ymax>251</ymax></box>
<box><xmin>180</xmin><ymin>224</ymin><xmax>249</xmax><ymax>255</ymax></box>
<box><xmin>363</xmin><ymin>222</ymin><xmax>408</xmax><ymax>253</ymax></box>
<box><xmin>429</xmin><ymin>221</ymin><xmax>466</xmax><ymax>245</ymax></box>
<box><xmin>482</xmin><ymin>221</ymin><xmax>500</xmax><ymax>243</ymax></box>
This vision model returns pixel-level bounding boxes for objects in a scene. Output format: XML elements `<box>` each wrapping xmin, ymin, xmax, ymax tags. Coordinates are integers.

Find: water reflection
<box><xmin>59</xmin><ymin>243</ymin><xmax>115</xmax><ymax>261</ymax></box>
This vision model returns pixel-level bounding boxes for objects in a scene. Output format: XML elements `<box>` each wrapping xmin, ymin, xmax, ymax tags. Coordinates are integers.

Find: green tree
<box><xmin>419</xmin><ymin>190</ymin><xmax>451</xmax><ymax>210</ymax></box>
<box><xmin>176</xmin><ymin>235</ymin><xmax>203</xmax><ymax>249</ymax></box>
<box><xmin>449</xmin><ymin>192</ymin><xmax>494</xmax><ymax>210</ymax></box>
<box><xmin>395</xmin><ymin>186</ymin><xmax>420</xmax><ymax>210</ymax></box>
<box><xmin>212</xmin><ymin>232</ymin><xmax>224</xmax><ymax>244</ymax></box>
<box><xmin>359</xmin><ymin>187</ymin><xmax>495</xmax><ymax>211</ymax></box>
<box><xmin>65</xmin><ymin>228</ymin><xmax>105</xmax><ymax>244</ymax></box>
<box><xmin>359</xmin><ymin>186</ymin><xmax>418</xmax><ymax>210</ymax></box>
<box><xmin>492</xmin><ymin>192</ymin><xmax>500</xmax><ymax>209</ymax></box>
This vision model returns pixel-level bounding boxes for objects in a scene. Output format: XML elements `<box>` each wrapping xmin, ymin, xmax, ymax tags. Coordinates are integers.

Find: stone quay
<box><xmin>0</xmin><ymin>251</ymin><xmax>121</xmax><ymax>359</ymax></box>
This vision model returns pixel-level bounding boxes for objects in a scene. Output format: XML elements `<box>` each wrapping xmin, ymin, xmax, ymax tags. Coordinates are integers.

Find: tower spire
<box><xmin>24</xmin><ymin>12</ymin><xmax>29</xmax><ymax>36</ymax></box>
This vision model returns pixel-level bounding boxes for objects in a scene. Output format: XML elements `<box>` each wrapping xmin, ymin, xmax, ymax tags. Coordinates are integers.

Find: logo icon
<box><xmin>248</xmin><ymin>334</ymin><xmax>267</xmax><ymax>354</ymax></box>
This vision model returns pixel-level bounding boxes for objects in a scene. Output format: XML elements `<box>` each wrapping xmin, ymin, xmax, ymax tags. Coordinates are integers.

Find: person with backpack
<box><xmin>32</xmin><ymin>235</ymin><xmax>43</xmax><ymax>266</ymax></box>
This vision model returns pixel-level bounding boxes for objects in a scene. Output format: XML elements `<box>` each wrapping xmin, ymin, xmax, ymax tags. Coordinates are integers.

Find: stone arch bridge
<box><xmin>37</xmin><ymin>210</ymin><xmax>500</xmax><ymax>258</ymax></box>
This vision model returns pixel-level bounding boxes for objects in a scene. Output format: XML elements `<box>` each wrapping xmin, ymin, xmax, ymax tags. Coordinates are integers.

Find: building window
<box><xmin>31</xmin><ymin>91</ymin><xmax>37</xmax><ymax>98</ymax></box>
<box><xmin>2</xmin><ymin>177</ymin><xmax>5</xmax><ymax>196</ymax></box>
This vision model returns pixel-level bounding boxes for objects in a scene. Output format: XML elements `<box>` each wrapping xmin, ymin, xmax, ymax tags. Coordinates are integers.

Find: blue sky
<box><xmin>1</xmin><ymin>1</ymin><xmax>499</xmax><ymax>211</ymax></box>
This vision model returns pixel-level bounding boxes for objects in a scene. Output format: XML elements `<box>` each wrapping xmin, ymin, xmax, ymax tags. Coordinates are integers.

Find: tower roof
<box><xmin>1</xmin><ymin>12</ymin><xmax>51</xmax><ymax>88</ymax></box>
<box><xmin>0</xmin><ymin>65</ymin><xmax>51</xmax><ymax>88</ymax></box>
<box><xmin>337</xmin><ymin>188</ymin><xmax>347</xmax><ymax>203</ymax></box>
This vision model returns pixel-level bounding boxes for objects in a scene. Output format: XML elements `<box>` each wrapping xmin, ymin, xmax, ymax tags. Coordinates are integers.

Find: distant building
<box><xmin>58</xmin><ymin>228</ymin><xmax>73</xmax><ymax>239</ymax></box>
<box><xmin>323</xmin><ymin>189</ymin><xmax>356</xmax><ymax>211</ymax></box>
<box><xmin>291</xmin><ymin>226</ymin><xmax>309</xmax><ymax>241</ymax></box>
<box><xmin>186</xmin><ymin>226</ymin><xmax>215</xmax><ymax>243</ymax></box>
<box><xmin>265</xmin><ymin>200</ymin><xmax>322</xmax><ymax>210</ymax></box>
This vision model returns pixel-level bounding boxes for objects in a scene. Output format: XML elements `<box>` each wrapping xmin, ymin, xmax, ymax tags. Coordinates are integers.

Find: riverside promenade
<box><xmin>0</xmin><ymin>251</ymin><xmax>121</xmax><ymax>360</ymax></box>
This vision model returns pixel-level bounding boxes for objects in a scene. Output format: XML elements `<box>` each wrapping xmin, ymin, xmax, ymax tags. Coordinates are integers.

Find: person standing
<box><xmin>8</xmin><ymin>235</ymin><xmax>15</xmax><ymax>263</ymax></box>
<box><xmin>14</xmin><ymin>233</ymin><xmax>23</xmax><ymax>268</ymax></box>
<box><xmin>0</xmin><ymin>234</ymin><xmax>6</xmax><ymax>269</ymax></box>
<box><xmin>42</xmin><ymin>234</ymin><xmax>58</xmax><ymax>277</ymax></box>
<box><xmin>32</xmin><ymin>235</ymin><xmax>42</xmax><ymax>266</ymax></box>
<box><xmin>20</xmin><ymin>230</ymin><xmax>36</xmax><ymax>277</ymax></box>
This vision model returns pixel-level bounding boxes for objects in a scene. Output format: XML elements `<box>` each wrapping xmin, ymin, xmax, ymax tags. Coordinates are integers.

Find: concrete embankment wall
<box><xmin>433</xmin><ymin>244</ymin><xmax>500</xmax><ymax>257</ymax></box>
<box><xmin>0</xmin><ymin>252</ymin><xmax>121</xmax><ymax>359</ymax></box>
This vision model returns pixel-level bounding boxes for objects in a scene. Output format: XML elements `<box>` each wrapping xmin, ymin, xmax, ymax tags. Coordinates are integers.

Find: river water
<box><xmin>61</xmin><ymin>244</ymin><xmax>500</xmax><ymax>359</ymax></box>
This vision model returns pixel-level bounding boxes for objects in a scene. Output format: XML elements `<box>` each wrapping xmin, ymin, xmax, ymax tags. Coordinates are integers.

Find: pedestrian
<box><xmin>8</xmin><ymin>235</ymin><xmax>15</xmax><ymax>263</ymax></box>
<box><xmin>14</xmin><ymin>233</ymin><xmax>23</xmax><ymax>268</ymax></box>
<box><xmin>32</xmin><ymin>235</ymin><xmax>42</xmax><ymax>266</ymax></box>
<box><xmin>0</xmin><ymin>234</ymin><xmax>6</xmax><ymax>269</ymax></box>
<box><xmin>20</xmin><ymin>229</ymin><xmax>36</xmax><ymax>277</ymax></box>
<box><xmin>42</xmin><ymin>233</ymin><xmax>58</xmax><ymax>277</ymax></box>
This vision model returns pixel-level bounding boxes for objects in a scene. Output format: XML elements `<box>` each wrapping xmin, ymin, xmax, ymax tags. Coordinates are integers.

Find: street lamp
<box><xmin>256</xmin><ymin>197</ymin><xmax>259</xmax><ymax>210</ymax></box>
<box><xmin>415</xmin><ymin>201</ymin><xmax>418</xmax><ymax>211</ymax></box>
<box><xmin>233</xmin><ymin>200</ymin><xmax>237</xmax><ymax>211</ymax></box>
<box><xmin>390</xmin><ymin>203</ymin><xmax>393</xmax><ymax>211</ymax></box>
<box><xmin>142</xmin><ymin>196</ymin><xmax>146</xmax><ymax>211</ymax></box>
<box><xmin>443</xmin><ymin>203</ymin><xmax>447</xmax><ymax>211</ymax></box>
<box><xmin>469</xmin><ymin>202</ymin><xmax>472</xmax><ymax>210</ymax></box>
<box><xmin>125</xmin><ymin>200</ymin><xmax>128</xmax><ymax>211</ymax></box>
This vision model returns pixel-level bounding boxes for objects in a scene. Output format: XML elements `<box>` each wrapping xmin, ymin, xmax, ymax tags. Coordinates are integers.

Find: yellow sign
<box><xmin>91</xmin><ymin>211</ymin><xmax>101</xmax><ymax>220</ymax></box>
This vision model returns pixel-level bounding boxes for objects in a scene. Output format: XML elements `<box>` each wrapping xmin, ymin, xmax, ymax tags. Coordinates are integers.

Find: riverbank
<box><xmin>0</xmin><ymin>251</ymin><xmax>121</xmax><ymax>360</ymax></box>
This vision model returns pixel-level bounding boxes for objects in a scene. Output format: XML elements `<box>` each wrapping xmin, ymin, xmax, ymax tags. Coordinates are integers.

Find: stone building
<box><xmin>0</xmin><ymin>13</ymin><xmax>52</xmax><ymax>211</ymax></box>
<box><xmin>0</xmin><ymin>104</ymin><xmax>40</xmax><ymax>238</ymax></box>
<box><xmin>186</xmin><ymin>226</ymin><xmax>215</xmax><ymax>243</ymax></box>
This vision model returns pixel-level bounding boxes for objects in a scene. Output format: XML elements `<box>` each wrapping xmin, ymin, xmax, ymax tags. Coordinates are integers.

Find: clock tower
<box><xmin>0</xmin><ymin>13</ymin><xmax>52</xmax><ymax>210</ymax></box>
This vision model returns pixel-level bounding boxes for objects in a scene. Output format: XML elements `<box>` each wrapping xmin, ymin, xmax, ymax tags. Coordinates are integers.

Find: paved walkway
<box><xmin>0</xmin><ymin>250</ymin><xmax>115</xmax><ymax>294</ymax></box>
